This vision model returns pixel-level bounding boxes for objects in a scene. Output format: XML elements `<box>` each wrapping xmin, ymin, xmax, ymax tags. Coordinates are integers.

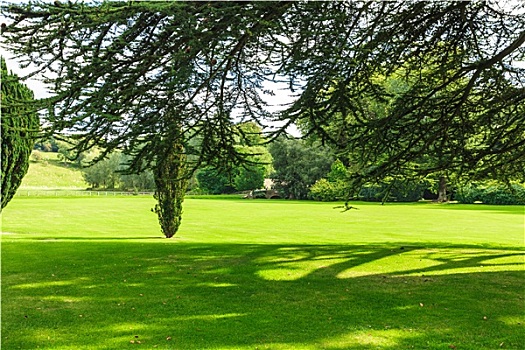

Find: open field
<box><xmin>20</xmin><ymin>152</ymin><xmax>87</xmax><ymax>190</ymax></box>
<box><xmin>1</xmin><ymin>196</ymin><xmax>524</xmax><ymax>349</ymax></box>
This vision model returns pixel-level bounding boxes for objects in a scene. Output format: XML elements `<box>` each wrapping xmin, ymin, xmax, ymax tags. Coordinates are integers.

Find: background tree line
<box><xmin>32</xmin><ymin>132</ymin><xmax>524</xmax><ymax>205</ymax></box>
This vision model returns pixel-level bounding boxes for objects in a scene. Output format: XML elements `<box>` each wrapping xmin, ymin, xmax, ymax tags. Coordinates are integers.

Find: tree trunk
<box><xmin>437</xmin><ymin>176</ymin><xmax>448</xmax><ymax>202</ymax></box>
<box><xmin>153</xmin><ymin>136</ymin><xmax>188</xmax><ymax>238</ymax></box>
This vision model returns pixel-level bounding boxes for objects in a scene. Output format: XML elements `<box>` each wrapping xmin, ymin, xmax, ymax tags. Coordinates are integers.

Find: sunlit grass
<box><xmin>20</xmin><ymin>152</ymin><xmax>87</xmax><ymax>190</ymax></box>
<box><xmin>1</xmin><ymin>196</ymin><xmax>524</xmax><ymax>349</ymax></box>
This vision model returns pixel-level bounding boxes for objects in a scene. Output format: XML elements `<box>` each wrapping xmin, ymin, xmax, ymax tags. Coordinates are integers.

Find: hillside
<box><xmin>19</xmin><ymin>151</ymin><xmax>87</xmax><ymax>190</ymax></box>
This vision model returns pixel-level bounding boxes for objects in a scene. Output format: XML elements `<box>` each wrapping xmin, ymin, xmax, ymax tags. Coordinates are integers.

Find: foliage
<box><xmin>309</xmin><ymin>160</ymin><xmax>349</xmax><ymax>201</ymax></box>
<box><xmin>3</xmin><ymin>1</ymin><xmax>524</xmax><ymax>231</ymax></box>
<box><xmin>153</xmin><ymin>135</ymin><xmax>188</xmax><ymax>238</ymax></box>
<box><xmin>82</xmin><ymin>151</ymin><xmax>154</xmax><ymax>191</ymax></box>
<box><xmin>309</xmin><ymin>178</ymin><xmax>347</xmax><ymax>202</ymax></box>
<box><xmin>269</xmin><ymin>138</ymin><xmax>333</xmax><ymax>199</ymax></box>
<box><xmin>0</xmin><ymin>57</ymin><xmax>38</xmax><ymax>210</ymax></box>
<box><xmin>30</xmin><ymin>150</ymin><xmax>44</xmax><ymax>163</ymax></box>
<box><xmin>326</xmin><ymin>159</ymin><xmax>348</xmax><ymax>183</ymax></box>
<box><xmin>34</xmin><ymin>137</ymin><xmax>59</xmax><ymax>152</ymax></box>
<box><xmin>310</xmin><ymin>160</ymin><xmax>428</xmax><ymax>203</ymax></box>
<box><xmin>454</xmin><ymin>182</ymin><xmax>525</xmax><ymax>205</ymax></box>
<box><xmin>233</xmin><ymin>144</ymin><xmax>273</xmax><ymax>192</ymax></box>
<box><xmin>55</xmin><ymin>140</ymin><xmax>76</xmax><ymax>164</ymax></box>
<box><xmin>280</xmin><ymin>2</ymin><xmax>525</xmax><ymax>191</ymax></box>
<box><xmin>196</xmin><ymin>125</ymin><xmax>272</xmax><ymax>194</ymax></box>
<box><xmin>2</xmin><ymin>1</ymin><xmax>290</xmax><ymax>172</ymax></box>
<box><xmin>234</xmin><ymin>165</ymin><xmax>266</xmax><ymax>192</ymax></box>
<box><xmin>195</xmin><ymin>167</ymin><xmax>235</xmax><ymax>195</ymax></box>
<box><xmin>82</xmin><ymin>152</ymin><xmax>122</xmax><ymax>189</ymax></box>
<box><xmin>119</xmin><ymin>170</ymin><xmax>155</xmax><ymax>192</ymax></box>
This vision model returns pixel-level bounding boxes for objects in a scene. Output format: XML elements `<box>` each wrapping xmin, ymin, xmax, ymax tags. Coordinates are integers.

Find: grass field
<box><xmin>1</xmin><ymin>196</ymin><xmax>524</xmax><ymax>349</ymax></box>
<box><xmin>20</xmin><ymin>152</ymin><xmax>87</xmax><ymax>190</ymax></box>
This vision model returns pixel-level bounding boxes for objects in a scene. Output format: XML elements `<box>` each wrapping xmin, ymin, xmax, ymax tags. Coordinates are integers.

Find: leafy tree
<box><xmin>234</xmin><ymin>165</ymin><xmax>266</xmax><ymax>192</ymax></box>
<box><xmin>196</xmin><ymin>167</ymin><xmax>235</xmax><ymax>195</ymax></box>
<box><xmin>120</xmin><ymin>170</ymin><xmax>155</xmax><ymax>192</ymax></box>
<box><xmin>3</xmin><ymin>1</ymin><xmax>524</xmax><ymax>232</ymax></box>
<box><xmin>196</xmin><ymin>123</ymin><xmax>272</xmax><ymax>194</ymax></box>
<box><xmin>233</xmin><ymin>123</ymin><xmax>273</xmax><ymax>192</ymax></box>
<box><xmin>30</xmin><ymin>150</ymin><xmax>44</xmax><ymax>163</ymax></box>
<box><xmin>269</xmin><ymin>138</ymin><xmax>333</xmax><ymax>199</ymax></box>
<box><xmin>196</xmin><ymin>152</ymin><xmax>269</xmax><ymax>194</ymax></box>
<box><xmin>326</xmin><ymin>160</ymin><xmax>348</xmax><ymax>183</ymax></box>
<box><xmin>2</xmin><ymin>1</ymin><xmax>293</xmax><ymax>237</ymax></box>
<box><xmin>0</xmin><ymin>58</ymin><xmax>38</xmax><ymax>210</ymax></box>
<box><xmin>82</xmin><ymin>151</ymin><xmax>155</xmax><ymax>191</ymax></box>
<box><xmin>34</xmin><ymin>137</ymin><xmax>59</xmax><ymax>152</ymax></box>
<box><xmin>82</xmin><ymin>152</ymin><xmax>122</xmax><ymax>189</ymax></box>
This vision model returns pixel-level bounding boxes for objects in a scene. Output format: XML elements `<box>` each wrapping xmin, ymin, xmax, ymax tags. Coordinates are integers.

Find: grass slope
<box><xmin>1</xmin><ymin>197</ymin><xmax>524</xmax><ymax>349</ymax></box>
<box><xmin>19</xmin><ymin>152</ymin><xmax>87</xmax><ymax>190</ymax></box>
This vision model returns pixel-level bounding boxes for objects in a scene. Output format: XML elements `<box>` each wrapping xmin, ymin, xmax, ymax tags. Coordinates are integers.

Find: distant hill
<box><xmin>19</xmin><ymin>151</ymin><xmax>87</xmax><ymax>190</ymax></box>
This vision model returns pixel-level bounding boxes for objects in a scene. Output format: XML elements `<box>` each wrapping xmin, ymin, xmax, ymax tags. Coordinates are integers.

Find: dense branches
<box><xmin>1</xmin><ymin>0</ymin><xmax>524</xmax><ymax>231</ymax></box>
<box><xmin>1</xmin><ymin>58</ymin><xmax>39</xmax><ymax>210</ymax></box>
<box><xmin>2</xmin><ymin>1</ymin><xmax>293</xmax><ymax>172</ymax></box>
<box><xmin>277</xmin><ymin>1</ymin><xmax>525</xmax><ymax>190</ymax></box>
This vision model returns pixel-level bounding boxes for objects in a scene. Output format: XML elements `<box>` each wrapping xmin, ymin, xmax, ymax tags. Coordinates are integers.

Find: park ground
<box><xmin>1</xmin><ymin>196</ymin><xmax>524</xmax><ymax>349</ymax></box>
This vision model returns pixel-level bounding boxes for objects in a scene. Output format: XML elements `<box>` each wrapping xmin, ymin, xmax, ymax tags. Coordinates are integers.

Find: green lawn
<box><xmin>20</xmin><ymin>152</ymin><xmax>88</xmax><ymax>190</ymax></box>
<box><xmin>1</xmin><ymin>197</ymin><xmax>524</xmax><ymax>349</ymax></box>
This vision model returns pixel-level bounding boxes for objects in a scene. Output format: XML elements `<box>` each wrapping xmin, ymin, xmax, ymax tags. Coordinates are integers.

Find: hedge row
<box><xmin>454</xmin><ymin>183</ymin><xmax>525</xmax><ymax>205</ymax></box>
<box><xmin>310</xmin><ymin>178</ymin><xmax>525</xmax><ymax>205</ymax></box>
<box><xmin>309</xmin><ymin>179</ymin><xmax>426</xmax><ymax>202</ymax></box>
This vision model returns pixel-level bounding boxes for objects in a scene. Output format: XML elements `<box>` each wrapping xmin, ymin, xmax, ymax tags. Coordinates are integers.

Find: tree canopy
<box><xmin>1</xmin><ymin>0</ymin><xmax>524</xmax><ymax>232</ymax></box>
<box><xmin>1</xmin><ymin>57</ymin><xmax>39</xmax><ymax>210</ymax></box>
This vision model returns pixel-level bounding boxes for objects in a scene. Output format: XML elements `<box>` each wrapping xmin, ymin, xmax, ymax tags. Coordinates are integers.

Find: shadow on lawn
<box><xmin>2</xmin><ymin>242</ymin><xmax>524</xmax><ymax>349</ymax></box>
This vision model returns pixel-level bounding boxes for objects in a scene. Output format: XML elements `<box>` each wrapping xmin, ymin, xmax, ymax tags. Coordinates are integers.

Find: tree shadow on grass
<box><xmin>2</xmin><ymin>242</ymin><xmax>524</xmax><ymax>349</ymax></box>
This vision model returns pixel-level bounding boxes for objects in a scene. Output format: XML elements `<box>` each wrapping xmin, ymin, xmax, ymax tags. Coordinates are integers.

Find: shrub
<box><xmin>310</xmin><ymin>179</ymin><xmax>347</xmax><ymax>201</ymax></box>
<box><xmin>455</xmin><ymin>182</ymin><xmax>525</xmax><ymax>205</ymax></box>
<box><xmin>31</xmin><ymin>150</ymin><xmax>44</xmax><ymax>163</ymax></box>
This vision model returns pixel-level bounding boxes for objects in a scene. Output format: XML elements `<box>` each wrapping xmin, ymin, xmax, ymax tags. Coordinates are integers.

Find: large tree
<box><xmin>0</xmin><ymin>57</ymin><xmax>39</xmax><ymax>210</ymax></box>
<box><xmin>2</xmin><ymin>1</ymin><xmax>524</xmax><ymax>233</ymax></box>
<box><xmin>1</xmin><ymin>1</ymin><xmax>291</xmax><ymax>237</ymax></box>
<box><xmin>278</xmin><ymin>1</ymin><xmax>525</xmax><ymax>195</ymax></box>
<box><xmin>269</xmin><ymin>138</ymin><xmax>333</xmax><ymax>200</ymax></box>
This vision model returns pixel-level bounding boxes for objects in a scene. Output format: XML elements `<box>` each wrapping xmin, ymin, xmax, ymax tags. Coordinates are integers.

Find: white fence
<box><xmin>15</xmin><ymin>190</ymin><xmax>154</xmax><ymax>197</ymax></box>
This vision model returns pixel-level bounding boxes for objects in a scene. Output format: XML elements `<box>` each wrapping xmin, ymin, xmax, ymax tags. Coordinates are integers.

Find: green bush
<box><xmin>455</xmin><ymin>183</ymin><xmax>525</xmax><ymax>205</ymax></box>
<box><xmin>310</xmin><ymin>179</ymin><xmax>347</xmax><ymax>201</ymax></box>
<box><xmin>309</xmin><ymin>160</ymin><xmax>350</xmax><ymax>201</ymax></box>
